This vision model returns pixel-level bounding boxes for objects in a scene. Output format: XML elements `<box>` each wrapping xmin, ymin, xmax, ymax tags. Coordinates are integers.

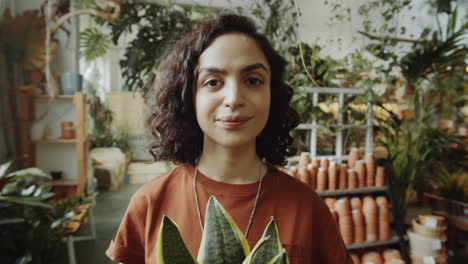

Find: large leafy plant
<box><xmin>157</xmin><ymin>196</ymin><xmax>289</xmax><ymax>264</ymax></box>
<box><xmin>0</xmin><ymin>161</ymin><xmax>93</xmax><ymax>263</ymax></box>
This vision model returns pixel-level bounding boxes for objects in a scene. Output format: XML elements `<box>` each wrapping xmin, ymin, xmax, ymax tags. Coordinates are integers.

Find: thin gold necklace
<box><xmin>193</xmin><ymin>162</ymin><xmax>264</xmax><ymax>238</ymax></box>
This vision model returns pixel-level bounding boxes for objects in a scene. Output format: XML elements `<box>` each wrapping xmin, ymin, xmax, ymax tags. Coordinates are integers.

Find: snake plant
<box><xmin>157</xmin><ymin>196</ymin><xmax>289</xmax><ymax>264</ymax></box>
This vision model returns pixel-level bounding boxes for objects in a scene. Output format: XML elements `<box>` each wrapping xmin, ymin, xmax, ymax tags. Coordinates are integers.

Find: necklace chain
<box><xmin>193</xmin><ymin>162</ymin><xmax>264</xmax><ymax>238</ymax></box>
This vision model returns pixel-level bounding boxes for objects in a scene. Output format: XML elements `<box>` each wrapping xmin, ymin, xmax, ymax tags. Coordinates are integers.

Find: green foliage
<box><xmin>430</xmin><ymin>168</ymin><xmax>467</xmax><ymax>202</ymax></box>
<box><xmin>157</xmin><ymin>196</ymin><xmax>289</xmax><ymax>264</ymax></box>
<box><xmin>80</xmin><ymin>28</ymin><xmax>111</xmax><ymax>62</ymax></box>
<box><xmin>101</xmin><ymin>2</ymin><xmax>211</xmax><ymax>91</ymax></box>
<box><xmin>0</xmin><ymin>161</ymin><xmax>93</xmax><ymax>264</ymax></box>
<box><xmin>90</xmin><ymin>125</ymin><xmax>131</xmax><ymax>154</ymax></box>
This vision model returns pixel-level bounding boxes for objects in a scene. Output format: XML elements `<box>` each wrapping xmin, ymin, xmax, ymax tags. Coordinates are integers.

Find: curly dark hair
<box><xmin>147</xmin><ymin>13</ymin><xmax>300</xmax><ymax>166</ymax></box>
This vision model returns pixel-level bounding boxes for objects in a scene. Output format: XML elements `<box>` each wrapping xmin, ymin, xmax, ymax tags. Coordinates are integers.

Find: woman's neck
<box><xmin>196</xmin><ymin>139</ymin><xmax>267</xmax><ymax>184</ymax></box>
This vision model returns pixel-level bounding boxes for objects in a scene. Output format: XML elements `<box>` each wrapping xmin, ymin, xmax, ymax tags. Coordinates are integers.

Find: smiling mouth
<box><xmin>217</xmin><ymin>116</ymin><xmax>253</xmax><ymax>129</ymax></box>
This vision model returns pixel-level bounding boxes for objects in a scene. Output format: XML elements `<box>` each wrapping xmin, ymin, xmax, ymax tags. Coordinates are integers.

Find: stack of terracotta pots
<box><xmin>408</xmin><ymin>215</ymin><xmax>447</xmax><ymax>264</ymax></box>
<box><xmin>325</xmin><ymin>196</ymin><xmax>392</xmax><ymax>245</ymax></box>
<box><xmin>286</xmin><ymin>150</ymin><xmax>386</xmax><ymax>191</ymax></box>
<box><xmin>350</xmin><ymin>249</ymin><xmax>405</xmax><ymax>264</ymax></box>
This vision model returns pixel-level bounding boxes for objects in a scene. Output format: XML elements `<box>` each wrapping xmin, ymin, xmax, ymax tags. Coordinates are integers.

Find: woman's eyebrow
<box><xmin>240</xmin><ymin>63</ymin><xmax>269</xmax><ymax>74</ymax></box>
<box><xmin>197</xmin><ymin>63</ymin><xmax>269</xmax><ymax>76</ymax></box>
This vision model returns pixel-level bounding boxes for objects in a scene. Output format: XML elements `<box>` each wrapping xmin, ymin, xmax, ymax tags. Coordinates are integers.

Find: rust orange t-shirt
<box><xmin>106</xmin><ymin>163</ymin><xmax>353</xmax><ymax>264</ymax></box>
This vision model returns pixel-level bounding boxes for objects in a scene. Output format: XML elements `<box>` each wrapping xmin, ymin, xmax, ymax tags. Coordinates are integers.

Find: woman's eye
<box><xmin>247</xmin><ymin>78</ymin><xmax>263</xmax><ymax>86</ymax></box>
<box><xmin>204</xmin><ymin>79</ymin><xmax>220</xmax><ymax>87</ymax></box>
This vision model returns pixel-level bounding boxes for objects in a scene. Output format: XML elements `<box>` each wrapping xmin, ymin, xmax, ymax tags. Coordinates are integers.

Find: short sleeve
<box><xmin>315</xmin><ymin>200</ymin><xmax>354</xmax><ymax>264</ymax></box>
<box><xmin>106</xmin><ymin>193</ymin><xmax>148</xmax><ymax>264</ymax></box>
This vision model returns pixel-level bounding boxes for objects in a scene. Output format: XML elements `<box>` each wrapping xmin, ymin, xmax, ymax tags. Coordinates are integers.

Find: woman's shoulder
<box><xmin>268</xmin><ymin>167</ymin><xmax>321</xmax><ymax>200</ymax></box>
<box><xmin>131</xmin><ymin>163</ymin><xmax>191</xmax><ymax>200</ymax></box>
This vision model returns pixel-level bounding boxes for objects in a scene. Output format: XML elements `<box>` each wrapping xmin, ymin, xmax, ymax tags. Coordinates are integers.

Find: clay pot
<box><xmin>418</xmin><ymin>215</ymin><xmax>446</xmax><ymax>228</ymax></box>
<box><xmin>351</xmin><ymin>197</ymin><xmax>362</xmax><ymax>210</ymax></box>
<box><xmin>335</xmin><ymin>198</ymin><xmax>351</xmax><ymax>215</ymax></box>
<box><xmin>339</xmin><ymin>164</ymin><xmax>348</xmax><ymax>189</ymax></box>
<box><xmin>350</xmin><ymin>254</ymin><xmax>360</xmax><ymax>264</ymax></box>
<box><xmin>299</xmin><ymin>152</ymin><xmax>310</xmax><ymax>168</ymax></box>
<box><xmin>324</xmin><ymin>198</ymin><xmax>336</xmax><ymax>210</ymax></box>
<box><xmin>330</xmin><ymin>209</ymin><xmax>339</xmax><ymax>223</ymax></box>
<box><xmin>298</xmin><ymin>166</ymin><xmax>310</xmax><ymax>184</ymax></box>
<box><xmin>307</xmin><ymin>164</ymin><xmax>317</xmax><ymax>189</ymax></box>
<box><xmin>311</xmin><ymin>158</ymin><xmax>319</xmax><ymax>167</ymax></box>
<box><xmin>383</xmin><ymin>249</ymin><xmax>402</xmax><ymax>262</ymax></box>
<box><xmin>362</xmin><ymin>251</ymin><xmax>383</xmax><ymax>264</ymax></box>
<box><xmin>365</xmin><ymin>153</ymin><xmax>375</xmax><ymax>187</ymax></box>
<box><xmin>362</xmin><ymin>196</ymin><xmax>378</xmax><ymax>241</ymax></box>
<box><xmin>287</xmin><ymin>166</ymin><xmax>298</xmax><ymax>178</ymax></box>
<box><xmin>352</xmin><ymin>209</ymin><xmax>365</xmax><ymax>243</ymax></box>
<box><xmin>320</xmin><ymin>157</ymin><xmax>329</xmax><ymax>169</ymax></box>
<box><xmin>355</xmin><ymin>160</ymin><xmax>366</xmax><ymax>188</ymax></box>
<box><xmin>376</xmin><ymin>196</ymin><xmax>389</xmax><ymax>208</ymax></box>
<box><xmin>328</xmin><ymin>161</ymin><xmax>338</xmax><ymax>190</ymax></box>
<box><xmin>376</xmin><ymin>166</ymin><xmax>386</xmax><ymax>187</ymax></box>
<box><xmin>348</xmin><ymin>148</ymin><xmax>360</xmax><ymax>169</ymax></box>
<box><xmin>61</xmin><ymin>122</ymin><xmax>75</xmax><ymax>139</ymax></box>
<box><xmin>317</xmin><ymin>167</ymin><xmax>328</xmax><ymax>191</ymax></box>
<box><xmin>347</xmin><ymin>169</ymin><xmax>358</xmax><ymax>189</ymax></box>
<box><xmin>338</xmin><ymin>219</ymin><xmax>354</xmax><ymax>245</ymax></box>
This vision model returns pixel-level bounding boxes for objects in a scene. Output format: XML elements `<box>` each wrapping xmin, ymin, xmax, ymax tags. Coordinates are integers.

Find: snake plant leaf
<box><xmin>156</xmin><ymin>215</ymin><xmax>197</xmax><ymax>264</ymax></box>
<box><xmin>267</xmin><ymin>249</ymin><xmax>289</xmax><ymax>264</ymax></box>
<box><xmin>250</xmin><ymin>217</ymin><xmax>282</xmax><ymax>263</ymax></box>
<box><xmin>197</xmin><ymin>196</ymin><xmax>250</xmax><ymax>264</ymax></box>
<box><xmin>242</xmin><ymin>236</ymin><xmax>270</xmax><ymax>264</ymax></box>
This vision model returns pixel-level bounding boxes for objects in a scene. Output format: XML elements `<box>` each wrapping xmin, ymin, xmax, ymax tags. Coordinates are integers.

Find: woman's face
<box><xmin>194</xmin><ymin>33</ymin><xmax>271</xmax><ymax>149</ymax></box>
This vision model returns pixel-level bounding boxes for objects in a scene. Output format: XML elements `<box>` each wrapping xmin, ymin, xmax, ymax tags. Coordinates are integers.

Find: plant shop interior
<box><xmin>0</xmin><ymin>0</ymin><xmax>467</xmax><ymax>263</ymax></box>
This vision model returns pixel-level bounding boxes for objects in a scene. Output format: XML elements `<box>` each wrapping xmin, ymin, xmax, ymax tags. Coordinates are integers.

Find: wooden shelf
<box><xmin>33</xmin><ymin>138</ymin><xmax>77</xmax><ymax>144</ymax></box>
<box><xmin>347</xmin><ymin>235</ymin><xmax>400</xmax><ymax>250</ymax></box>
<box><xmin>51</xmin><ymin>179</ymin><xmax>78</xmax><ymax>186</ymax></box>
<box><xmin>317</xmin><ymin>186</ymin><xmax>388</xmax><ymax>197</ymax></box>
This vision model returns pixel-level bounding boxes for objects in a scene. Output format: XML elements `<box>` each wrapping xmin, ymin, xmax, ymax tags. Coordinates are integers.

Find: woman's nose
<box><xmin>223</xmin><ymin>80</ymin><xmax>244</xmax><ymax>109</ymax></box>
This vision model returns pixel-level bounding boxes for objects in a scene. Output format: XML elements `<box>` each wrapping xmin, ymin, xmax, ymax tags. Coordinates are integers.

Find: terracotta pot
<box><xmin>307</xmin><ymin>164</ymin><xmax>317</xmax><ymax>189</ymax></box>
<box><xmin>351</xmin><ymin>197</ymin><xmax>362</xmax><ymax>210</ymax></box>
<box><xmin>351</xmin><ymin>254</ymin><xmax>360</xmax><ymax>264</ymax></box>
<box><xmin>298</xmin><ymin>167</ymin><xmax>309</xmax><ymax>184</ymax></box>
<box><xmin>352</xmin><ymin>209</ymin><xmax>365</xmax><ymax>243</ymax></box>
<box><xmin>365</xmin><ymin>153</ymin><xmax>375</xmax><ymax>187</ymax></box>
<box><xmin>28</xmin><ymin>70</ymin><xmax>45</xmax><ymax>84</ymax></box>
<box><xmin>376</xmin><ymin>196</ymin><xmax>389</xmax><ymax>208</ymax></box>
<box><xmin>317</xmin><ymin>167</ymin><xmax>328</xmax><ymax>191</ymax></box>
<box><xmin>362</xmin><ymin>251</ymin><xmax>383</xmax><ymax>264</ymax></box>
<box><xmin>379</xmin><ymin>219</ymin><xmax>391</xmax><ymax>240</ymax></box>
<box><xmin>320</xmin><ymin>157</ymin><xmax>329</xmax><ymax>169</ymax></box>
<box><xmin>330</xmin><ymin>209</ymin><xmax>339</xmax><ymax>223</ymax></box>
<box><xmin>61</xmin><ymin>122</ymin><xmax>75</xmax><ymax>139</ymax></box>
<box><xmin>348</xmin><ymin>147</ymin><xmax>360</xmax><ymax>169</ymax></box>
<box><xmin>339</xmin><ymin>164</ymin><xmax>348</xmax><ymax>189</ymax></box>
<box><xmin>383</xmin><ymin>249</ymin><xmax>402</xmax><ymax>261</ymax></box>
<box><xmin>299</xmin><ymin>152</ymin><xmax>310</xmax><ymax>168</ymax></box>
<box><xmin>335</xmin><ymin>198</ymin><xmax>351</xmax><ymax>215</ymax></box>
<box><xmin>376</xmin><ymin>166</ymin><xmax>386</xmax><ymax>187</ymax></box>
<box><xmin>347</xmin><ymin>169</ymin><xmax>358</xmax><ymax>189</ymax></box>
<box><xmin>311</xmin><ymin>157</ymin><xmax>319</xmax><ymax>167</ymax></box>
<box><xmin>324</xmin><ymin>198</ymin><xmax>336</xmax><ymax>210</ymax></box>
<box><xmin>287</xmin><ymin>166</ymin><xmax>298</xmax><ymax>178</ymax></box>
<box><xmin>328</xmin><ymin>161</ymin><xmax>337</xmax><ymax>190</ymax></box>
<box><xmin>339</xmin><ymin>219</ymin><xmax>354</xmax><ymax>245</ymax></box>
<box><xmin>362</xmin><ymin>196</ymin><xmax>378</xmax><ymax>241</ymax></box>
<box><xmin>355</xmin><ymin>160</ymin><xmax>366</xmax><ymax>188</ymax></box>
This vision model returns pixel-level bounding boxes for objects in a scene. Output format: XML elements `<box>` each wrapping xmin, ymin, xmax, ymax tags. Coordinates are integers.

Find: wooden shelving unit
<box><xmin>317</xmin><ymin>186</ymin><xmax>388</xmax><ymax>197</ymax></box>
<box><xmin>346</xmin><ymin>235</ymin><xmax>400</xmax><ymax>250</ymax></box>
<box><xmin>18</xmin><ymin>92</ymin><xmax>89</xmax><ymax>200</ymax></box>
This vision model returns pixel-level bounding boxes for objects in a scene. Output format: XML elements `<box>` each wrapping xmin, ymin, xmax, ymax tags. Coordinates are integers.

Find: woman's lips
<box><xmin>217</xmin><ymin>117</ymin><xmax>253</xmax><ymax>129</ymax></box>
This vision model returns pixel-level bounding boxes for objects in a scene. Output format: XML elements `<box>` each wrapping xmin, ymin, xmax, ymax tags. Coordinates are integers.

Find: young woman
<box><xmin>106</xmin><ymin>14</ymin><xmax>352</xmax><ymax>264</ymax></box>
